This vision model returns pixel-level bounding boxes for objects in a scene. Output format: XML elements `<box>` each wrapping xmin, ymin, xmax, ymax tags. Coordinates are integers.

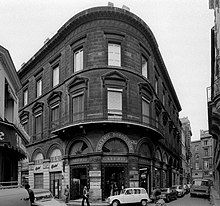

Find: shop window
<box><xmin>52</xmin><ymin>65</ymin><xmax>59</xmax><ymax>87</ymax></box>
<box><xmin>74</xmin><ymin>47</ymin><xmax>83</xmax><ymax>72</ymax></box>
<box><xmin>108</xmin><ymin>43</ymin><xmax>121</xmax><ymax>66</ymax></box>
<box><xmin>34</xmin><ymin>173</ymin><xmax>43</xmax><ymax>189</ymax></box>
<box><xmin>107</xmin><ymin>88</ymin><xmax>122</xmax><ymax>119</ymax></box>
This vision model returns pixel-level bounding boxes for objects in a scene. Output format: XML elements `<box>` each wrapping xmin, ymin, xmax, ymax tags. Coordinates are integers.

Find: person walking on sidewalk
<box><xmin>82</xmin><ymin>186</ymin><xmax>90</xmax><ymax>206</ymax></box>
<box><xmin>64</xmin><ymin>185</ymin><xmax>70</xmax><ymax>203</ymax></box>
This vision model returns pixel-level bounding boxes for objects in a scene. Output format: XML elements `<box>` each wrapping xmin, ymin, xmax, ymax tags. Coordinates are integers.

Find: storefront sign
<box><xmin>49</xmin><ymin>161</ymin><xmax>62</xmax><ymax>172</ymax></box>
<box><xmin>102</xmin><ymin>156</ymin><xmax>127</xmax><ymax>162</ymax></box>
<box><xmin>34</xmin><ymin>164</ymin><xmax>43</xmax><ymax>173</ymax></box>
<box><xmin>70</xmin><ymin>158</ymin><xmax>88</xmax><ymax>164</ymax></box>
<box><xmin>89</xmin><ymin>171</ymin><xmax>101</xmax><ymax>177</ymax></box>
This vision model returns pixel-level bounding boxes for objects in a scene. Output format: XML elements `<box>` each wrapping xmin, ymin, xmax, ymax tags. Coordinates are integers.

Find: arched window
<box><xmin>139</xmin><ymin>142</ymin><xmax>151</xmax><ymax>158</ymax></box>
<box><xmin>69</xmin><ymin>141</ymin><xmax>89</xmax><ymax>155</ymax></box>
<box><xmin>34</xmin><ymin>153</ymin><xmax>43</xmax><ymax>165</ymax></box>
<box><xmin>102</xmin><ymin>138</ymin><xmax>128</xmax><ymax>153</ymax></box>
<box><xmin>50</xmin><ymin>148</ymin><xmax>62</xmax><ymax>162</ymax></box>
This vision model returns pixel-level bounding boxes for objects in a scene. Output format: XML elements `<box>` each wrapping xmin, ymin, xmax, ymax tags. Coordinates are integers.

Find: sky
<box><xmin>0</xmin><ymin>0</ymin><xmax>214</xmax><ymax>141</ymax></box>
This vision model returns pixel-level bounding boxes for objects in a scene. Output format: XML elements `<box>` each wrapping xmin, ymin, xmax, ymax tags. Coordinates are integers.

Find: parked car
<box><xmin>32</xmin><ymin>189</ymin><xmax>67</xmax><ymax>206</ymax></box>
<box><xmin>0</xmin><ymin>185</ymin><xmax>30</xmax><ymax>206</ymax></box>
<box><xmin>190</xmin><ymin>179</ymin><xmax>210</xmax><ymax>199</ymax></box>
<box><xmin>171</xmin><ymin>185</ymin><xmax>185</xmax><ymax>197</ymax></box>
<box><xmin>106</xmin><ymin>187</ymin><xmax>151</xmax><ymax>206</ymax></box>
<box><xmin>159</xmin><ymin>187</ymin><xmax>177</xmax><ymax>203</ymax></box>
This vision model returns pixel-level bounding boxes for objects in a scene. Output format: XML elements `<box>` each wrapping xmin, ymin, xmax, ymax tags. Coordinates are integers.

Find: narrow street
<box><xmin>164</xmin><ymin>194</ymin><xmax>211</xmax><ymax>206</ymax></box>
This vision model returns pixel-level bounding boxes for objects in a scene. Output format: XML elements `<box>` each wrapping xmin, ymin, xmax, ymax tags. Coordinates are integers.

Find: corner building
<box><xmin>18</xmin><ymin>6</ymin><xmax>182</xmax><ymax>201</ymax></box>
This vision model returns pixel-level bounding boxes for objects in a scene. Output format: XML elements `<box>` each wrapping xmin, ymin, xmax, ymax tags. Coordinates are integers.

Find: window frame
<box><xmin>52</xmin><ymin>64</ymin><xmax>60</xmax><ymax>88</ymax></box>
<box><xmin>73</xmin><ymin>47</ymin><xmax>84</xmax><ymax>72</ymax></box>
<box><xmin>23</xmin><ymin>88</ymin><xmax>28</xmax><ymax>106</ymax></box>
<box><xmin>107</xmin><ymin>87</ymin><xmax>123</xmax><ymax>119</ymax></box>
<box><xmin>141</xmin><ymin>55</ymin><xmax>148</xmax><ymax>79</ymax></box>
<box><xmin>36</xmin><ymin>77</ymin><xmax>42</xmax><ymax>98</ymax></box>
<box><xmin>108</xmin><ymin>42</ymin><xmax>121</xmax><ymax>67</ymax></box>
<box><xmin>142</xmin><ymin>96</ymin><xmax>150</xmax><ymax>124</ymax></box>
<box><xmin>71</xmin><ymin>91</ymin><xmax>85</xmax><ymax>122</ymax></box>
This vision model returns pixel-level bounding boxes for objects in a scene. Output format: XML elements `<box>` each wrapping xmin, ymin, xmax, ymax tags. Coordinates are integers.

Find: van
<box><xmin>190</xmin><ymin>179</ymin><xmax>210</xmax><ymax>199</ymax></box>
<box><xmin>0</xmin><ymin>185</ymin><xmax>30</xmax><ymax>206</ymax></box>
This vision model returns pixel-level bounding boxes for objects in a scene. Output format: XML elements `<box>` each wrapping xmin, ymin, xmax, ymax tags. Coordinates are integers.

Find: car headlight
<box><xmin>106</xmin><ymin>198</ymin><xmax>110</xmax><ymax>203</ymax></box>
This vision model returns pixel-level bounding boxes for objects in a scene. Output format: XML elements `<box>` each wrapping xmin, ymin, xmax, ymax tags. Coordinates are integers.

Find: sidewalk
<box><xmin>210</xmin><ymin>187</ymin><xmax>220</xmax><ymax>206</ymax></box>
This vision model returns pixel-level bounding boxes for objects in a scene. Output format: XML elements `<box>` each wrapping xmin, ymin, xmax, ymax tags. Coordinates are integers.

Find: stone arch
<box><xmin>96</xmin><ymin>132</ymin><xmax>134</xmax><ymax>153</ymax></box>
<box><xmin>136</xmin><ymin>138</ymin><xmax>153</xmax><ymax>158</ymax></box>
<box><xmin>154</xmin><ymin>147</ymin><xmax>163</xmax><ymax>162</ymax></box>
<box><xmin>46</xmin><ymin>143</ymin><xmax>63</xmax><ymax>159</ymax></box>
<box><xmin>31</xmin><ymin>148</ymin><xmax>45</xmax><ymax>162</ymax></box>
<box><xmin>102</xmin><ymin>138</ymin><xmax>129</xmax><ymax>153</ymax></box>
<box><xmin>66</xmin><ymin>136</ymin><xmax>93</xmax><ymax>156</ymax></box>
<box><xmin>163</xmin><ymin>152</ymin><xmax>168</xmax><ymax>165</ymax></box>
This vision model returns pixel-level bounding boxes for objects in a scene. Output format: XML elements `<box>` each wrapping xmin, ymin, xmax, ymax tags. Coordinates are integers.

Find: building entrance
<box><xmin>70</xmin><ymin>166</ymin><xmax>88</xmax><ymax>200</ymax></box>
<box><xmin>102</xmin><ymin>164</ymin><xmax>127</xmax><ymax>200</ymax></box>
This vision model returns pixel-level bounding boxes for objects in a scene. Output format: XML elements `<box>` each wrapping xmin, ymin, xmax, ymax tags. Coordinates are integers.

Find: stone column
<box><xmin>43</xmin><ymin>159</ymin><xmax>50</xmax><ymax>189</ymax></box>
<box><xmin>28</xmin><ymin>162</ymin><xmax>34</xmax><ymax>188</ymax></box>
<box><xmin>89</xmin><ymin>156</ymin><xmax>102</xmax><ymax>202</ymax></box>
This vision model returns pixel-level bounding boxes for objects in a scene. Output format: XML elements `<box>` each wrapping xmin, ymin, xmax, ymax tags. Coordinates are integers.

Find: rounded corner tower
<box><xmin>18</xmin><ymin>5</ymin><xmax>182</xmax><ymax>202</ymax></box>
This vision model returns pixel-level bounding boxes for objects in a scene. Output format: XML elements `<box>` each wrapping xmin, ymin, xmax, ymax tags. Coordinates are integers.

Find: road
<box><xmin>162</xmin><ymin>193</ymin><xmax>211</xmax><ymax>206</ymax></box>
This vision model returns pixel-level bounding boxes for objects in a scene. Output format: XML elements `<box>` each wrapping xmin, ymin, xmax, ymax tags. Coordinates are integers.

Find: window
<box><xmin>162</xmin><ymin>90</ymin><xmax>166</xmax><ymax>105</ymax></box>
<box><xmin>52</xmin><ymin>65</ymin><xmax>59</xmax><ymax>87</ymax></box>
<box><xmin>196</xmin><ymin>154</ymin><xmax>199</xmax><ymax>160</ymax></box>
<box><xmin>108</xmin><ymin>43</ymin><xmax>121</xmax><ymax>66</ymax></box>
<box><xmin>74</xmin><ymin>48</ymin><xmax>83</xmax><ymax>72</ymax></box>
<box><xmin>35</xmin><ymin>112</ymin><xmax>42</xmax><ymax>139</ymax></box>
<box><xmin>72</xmin><ymin>92</ymin><xmax>84</xmax><ymax>122</ymax></box>
<box><xmin>141</xmin><ymin>55</ymin><xmax>148</xmax><ymax>78</ymax></box>
<box><xmin>204</xmin><ymin>140</ymin><xmax>208</xmax><ymax>145</ymax></box>
<box><xmin>107</xmin><ymin>88</ymin><xmax>122</xmax><ymax>119</ymax></box>
<box><xmin>142</xmin><ymin>97</ymin><xmax>150</xmax><ymax>124</ymax></box>
<box><xmin>23</xmin><ymin>89</ymin><xmax>28</xmax><ymax>106</ymax></box>
<box><xmin>51</xmin><ymin>104</ymin><xmax>59</xmax><ymax>129</ymax></box>
<box><xmin>195</xmin><ymin>162</ymin><xmax>199</xmax><ymax>170</ymax></box>
<box><xmin>155</xmin><ymin>76</ymin><xmax>158</xmax><ymax>95</ymax></box>
<box><xmin>204</xmin><ymin>149</ymin><xmax>208</xmax><ymax>156</ymax></box>
<box><xmin>204</xmin><ymin>160</ymin><xmax>209</xmax><ymax>169</ymax></box>
<box><xmin>36</xmin><ymin>78</ymin><xmax>42</xmax><ymax>97</ymax></box>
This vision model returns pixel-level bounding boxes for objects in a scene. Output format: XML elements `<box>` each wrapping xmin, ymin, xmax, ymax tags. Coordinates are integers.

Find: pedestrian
<box><xmin>64</xmin><ymin>185</ymin><xmax>70</xmax><ymax>203</ymax></box>
<box><xmin>25</xmin><ymin>184</ymin><xmax>35</xmax><ymax>205</ymax></box>
<box><xmin>82</xmin><ymin>186</ymin><xmax>90</xmax><ymax>206</ymax></box>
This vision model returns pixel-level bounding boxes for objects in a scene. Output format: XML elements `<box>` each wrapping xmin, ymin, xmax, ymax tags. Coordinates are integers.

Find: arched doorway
<box><xmin>101</xmin><ymin>138</ymin><xmax>129</xmax><ymax>200</ymax></box>
<box><xmin>69</xmin><ymin>140</ymin><xmax>90</xmax><ymax>200</ymax></box>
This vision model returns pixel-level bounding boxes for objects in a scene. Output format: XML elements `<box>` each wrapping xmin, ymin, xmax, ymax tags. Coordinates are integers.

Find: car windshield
<box><xmin>35</xmin><ymin>193</ymin><xmax>53</xmax><ymax>201</ymax></box>
<box><xmin>193</xmin><ymin>180</ymin><xmax>209</xmax><ymax>186</ymax></box>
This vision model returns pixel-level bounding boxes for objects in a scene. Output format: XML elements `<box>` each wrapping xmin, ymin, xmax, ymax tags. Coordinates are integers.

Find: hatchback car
<box><xmin>106</xmin><ymin>187</ymin><xmax>151</xmax><ymax>206</ymax></box>
<box><xmin>190</xmin><ymin>179</ymin><xmax>210</xmax><ymax>199</ymax></box>
<box><xmin>159</xmin><ymin>187</ymin><xmax>177</xmax><ymax>203</ymax></box>
<box><xmin>32</xmin><ymin>189</ymin><xmax>67</xmax><ymax>206</ymax></box>
<box><xmin>172</xmin><ymin>185</ymin><xmax>185</xmax><ymax>197</ymax></box>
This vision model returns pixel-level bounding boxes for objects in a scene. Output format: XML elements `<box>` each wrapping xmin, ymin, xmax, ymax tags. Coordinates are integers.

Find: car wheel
<box><xmin>166</xmin><ymin>196</ymin><xmax>170</xmax><ymax>203</ymax></box>
<box><xmin>190</xmin><ymin>193</ymin><xmax>194</xmax><ymax>197</ymax></box>
<box><xmin>140</xmin><ymin>199</ymin><xmax>147</xmax><ymax>206</ymax></box>
<box><xmin>174</xmin><ymin>195</ymin><xmax>177</xmax><ymax>200</ymax></box>
<box><xmin>112</xmin><ymin>200</ymin><xmax>120</xmax><ymax>206</ymax></box>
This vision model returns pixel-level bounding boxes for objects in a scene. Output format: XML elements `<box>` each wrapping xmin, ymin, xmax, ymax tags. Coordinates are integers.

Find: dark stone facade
<box><xmin>18</xmin><ymin>6</ymin><xmax>182</xmax><ymax>201</ymax></box>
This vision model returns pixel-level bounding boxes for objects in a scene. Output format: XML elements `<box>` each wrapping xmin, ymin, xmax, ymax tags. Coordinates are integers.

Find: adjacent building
<box><xmin>180</xmin><ymin>117</ymin><xmax>192</xmax><ymax>184</ymax></box>
<box><xmin>0</xmin><ymin>45</ymin><xmax>29</xmax><ymax>185</ymax></box>
<box><xmin>17</xmin><ymin>5</ymin><xmax>182</xmax><ymax>201</ymax></box>
<box><xmin>191</xmin><ymin>130</ymin><xmax>213</xmax><ymax>183</ymax></box>
<box><xmin>208</xmin><ymin>0</ymin><xmax>220</xmax><ymax>195</ymax></box>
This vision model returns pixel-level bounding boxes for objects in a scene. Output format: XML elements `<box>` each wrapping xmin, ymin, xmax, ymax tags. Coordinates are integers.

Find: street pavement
<box><xmin>58</xmin><ymin>187</ymin><xmax>220</xmax><ymax>206</ymax></box>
